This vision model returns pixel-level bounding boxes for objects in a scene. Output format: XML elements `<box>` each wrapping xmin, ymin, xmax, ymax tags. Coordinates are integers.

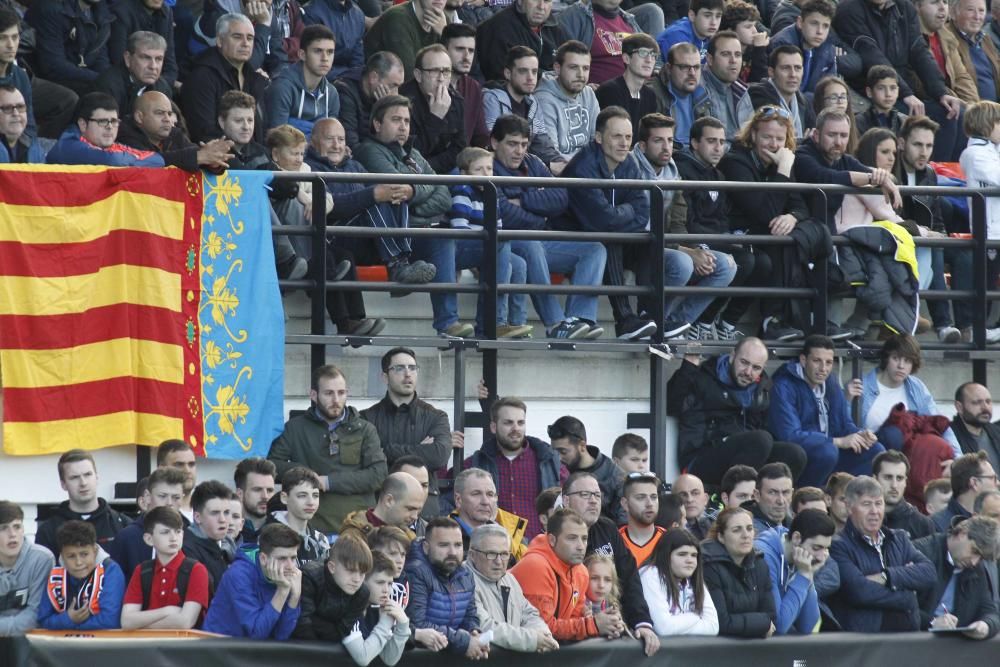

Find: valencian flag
<box><xmin>0</xmin><ymin>166</ymin><xmax>284</xmax><ymax>459</ymax></box>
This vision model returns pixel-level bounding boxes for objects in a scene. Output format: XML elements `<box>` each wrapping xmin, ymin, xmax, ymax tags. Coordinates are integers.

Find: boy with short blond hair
<box><xmin>343</xmin><ymin>552</ymin><xmax>411</xmax><ymax>665</ymax></box>
<box><xmin>265</xmin><ymin>467</ymin><xmax>330</xmax><ymax>563</ymax></box>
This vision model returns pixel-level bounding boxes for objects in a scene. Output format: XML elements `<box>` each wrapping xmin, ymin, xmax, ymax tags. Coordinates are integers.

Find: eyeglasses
<box><xmin>823</xmin><ymin>94</ymin><xmax>849</xmax><ymax>103</ymax></box>
<box><xmin>627</xmin><ymin>48</ymin><xmax>658</xmax><ymax>59</ymax></box>
<box><xmin>975</xmin><ymin>473</ymin><xmax>998</xmax><ymax>483</ymax></box>
<box><xmin>547</xmin><ymin>423</ymin><xmax>585</xmax><ymax>442</ymax></box>
<box><xmin>470</xmin><ymin>548</ymin><xmax>511</xmax><ymax>562</ymax></box>
<box><xmin>387</xmin><ymin>364</ymin><xmax>419</xmax><ymax>374</ymax></box>
<box><xmin>87</xmin><ymin>117</ymin><xmax>120</xmax><ymax>128</ymax></box>
<box><xmin>757</xmin><ymin>105</ymin><xmax>792</xmax><ymax>121</ymax></box>
<box><xmin>671</xmin><ymin>63</ymin><xmax>701</xmax><ymax>73</ymax></box>
<box><xmin>0</xmin><ymin>103</ymin><xmax>26</xmax><ymax>115</ymax></box>
<box><xmin>564</xmin><ymin>490</ymin><xmax>602</xmax><ymax>501</ymax></box>
<box><xmin>418</xmin><ymin>67</ymin><xmax>452</xmax><ymax>78</ymax></box>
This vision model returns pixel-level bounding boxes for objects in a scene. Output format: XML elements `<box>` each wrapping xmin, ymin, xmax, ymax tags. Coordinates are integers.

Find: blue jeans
<box><xmin>511</xmin><ymin>240</ymin><xmax>606</xmax><ymax>327</ymax></box>
<box><xmin>663</xmin><ymin>249</ymin><xmax>738</xmax><ymax>323</ymax></box>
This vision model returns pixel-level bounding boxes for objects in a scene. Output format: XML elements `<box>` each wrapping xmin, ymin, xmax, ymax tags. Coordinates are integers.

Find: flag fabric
<box><xmin>0</xmin><ymin>166</ymin><xmax>285</xmax><ymax>459</ymax></box>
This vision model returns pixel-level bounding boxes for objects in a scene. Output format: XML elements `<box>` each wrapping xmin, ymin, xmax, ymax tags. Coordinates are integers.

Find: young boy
<box><xmin>119</xmin><ymin>506</ymin><xmax>210</xmax><ymax>630</ymax></box>
<box><xmin>0</xmin><ymin>501</ymin><xmax>55</xmax><ymax>635</ymax></box>
<box><xmin>658</xmin><ymin>0</ymin><xmax>725</xmax><ymax>62</ymax></box>
<box><xmin>182</xmin><ymin>480</ymin><xmax>235</xmax><ymax>592</ymax></box>
<box><xmin>611</xmin><ymin>433</ymin><xmax>650</xmax><ymax>473</ymax></box>
<box><xmin>366</xmin><ymin>526</ymin><xmax>412</xmax><ymax>608</ymax></box>
<box><xmin>769</xmin><ymin>0</ymin><xmax>838</xmax><ymax>95</ymax></box>
<box><xmin>203</xmin><ymin>523</ymin><xmax>303</xmax><ymax>639</ymax></box>
<box><xmin>37</xmin><ymin>520</ymin><xmax>125</xmax><ymax>630</ymax></box>
<box><xmin>856</xmin><ymin>65</ymin><xmax>908</xmax><ymax>135</ymax></box>
<box><xmin>293</xmin><ymin>531</ymin><xmax>372</xmax><ymax>641</ymax></box>
<box><xmin>265</xmin><ymin>467</ymin><xmax>330</xmax><ymax>564</ymax></box>
<box><xmin>343</xmin><ymin>552</ymin><xmax>410</xmax><ymax>666</ymax></box>
<box><xmin>923</xmin><ymin>478</ymin><xmax>953</xmax><ymax>516</ymax></box>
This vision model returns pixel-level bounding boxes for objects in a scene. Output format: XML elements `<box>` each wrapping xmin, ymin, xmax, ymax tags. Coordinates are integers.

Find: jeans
<box><xmin>511</xmin><ymin>240</ymin><xmax>607</xmax><ymax>327</ymax></box>
<box><xmin>700</xmin><ymin>246</ymin><xmax>773</xmax><ymax>325</ymax></box>
<box><xmin>663</xmin><ymin>249</ymin><xmax>738</xmax><ymax>323</ymax></box>
<box><xmin>630</xmin><ymin>3</ymin><xmax>665</xmax><ymax>38</ymax></box>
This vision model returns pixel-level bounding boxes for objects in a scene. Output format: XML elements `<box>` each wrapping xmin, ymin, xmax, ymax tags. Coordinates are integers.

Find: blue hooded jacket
<box><xmin>656</xmin><ymin>17</ymin><xmax>710</xmax><ymax>62</ymax></box>
<box><xmin>46</xmin><ymin>127</ymin><xmax>165</xmax><ymax>167</ymax></box>
<box><xmin>768</xmin><ymin>25</ymin><xmax>838</xmax><ymax>94</ymax></box>
<box><xmin>754</xmin><ymin>526</ymin><xmax>821</xmax><ymax>635</ymax></box>
<box><xmin>264</xmin><ymin>62</ymin><xmax>341</xmax><ymax>135</ymax></box>
<box><xmin>769</xmin><ymin>359</ymin><xmax>860</xmax><ymax>452</ymax></box>
<box><xmin>403</xmin><ymin>537</ymin><xmax>479</xmax><ymax>654</ymax></box>
<box><xmin>203</xmin><ymin>551</ymin><xmax>301</xmax><ymax>639</ymax></box>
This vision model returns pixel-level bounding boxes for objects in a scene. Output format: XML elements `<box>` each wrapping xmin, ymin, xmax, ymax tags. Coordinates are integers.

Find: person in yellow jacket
<box><xmin>450</xmin><ymin>468</ymin><xmax>529</xmax><ymax>562</ymax></box>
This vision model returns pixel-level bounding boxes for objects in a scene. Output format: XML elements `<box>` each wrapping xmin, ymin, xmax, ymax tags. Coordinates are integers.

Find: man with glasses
<box><xmin>46</xmin><ymin>92</ymin><xmax>164</xmax><ymax>166</ymax></box>
<box><xmin>737</xmin><ymin>45</ymin><xmax>815</xmax><ymax>142</ymax></box>
<box><xmin>548</xmin><ymin>416</ymin><xmax>626</xmax><ymax>523</ymax></box>
<box><xmin>649</xmin><ymin>42</ymin><xmax>712</xmax><ymax>146</ymax></box>
<box><xmin>596</xmin><ymin>34</ymin><xmax>658</xmax><ymax>143</ymax></box>
<box><xmin>0</xmin><ymin>85</ymin><xmax>42</xmax><ymax>162</ymax></box>
<box><xmin>361</xmin><ymin>347</ymin><xmax>453</xmax><ymax>519</ymax></box>
<box><xmin>932</xmin><ymin>451</ymin><xmax>999</xmax><ymax>532</ymax></box>
<box><xmin>400</xmin><ymin>43</ymin><xmax>466</xmax><ymax>174</ymax></box>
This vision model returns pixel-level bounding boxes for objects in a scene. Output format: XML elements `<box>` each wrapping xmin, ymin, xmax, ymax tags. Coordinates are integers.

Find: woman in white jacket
<box><xmin>638</xmin><ymin>528</ymin><xmax>718</xmax><ymax>636</ymax></box>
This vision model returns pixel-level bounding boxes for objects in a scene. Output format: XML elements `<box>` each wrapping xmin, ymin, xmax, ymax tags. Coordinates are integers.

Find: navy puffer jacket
<box><xmin>404</xmin><ymin>538</ymin><xmax>480</xmax><ymax>654</ymax></box>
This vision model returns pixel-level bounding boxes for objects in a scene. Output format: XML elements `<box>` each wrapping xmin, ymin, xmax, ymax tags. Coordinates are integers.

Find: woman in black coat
<box><xmin>702</xmin><ymin>507</ymin><xmax>776</xmax><ymax>638</ymax></box>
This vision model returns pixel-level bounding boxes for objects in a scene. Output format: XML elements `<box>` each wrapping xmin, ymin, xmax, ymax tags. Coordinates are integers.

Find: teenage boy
<box><xmin>182</xmin><ymin>480</ymin><xmax>235</xmax><ymax>593</ymax></box>
<box><xmin>265</xmin><ymin>467</ymin><xmax>330</xmax><ymax>564</ymax></box>
<box><xmin>596</xmin><ymin>34</ymin><xmax>659</xmax><ymax>143</ymax></box>
<box><xmin>769</xmin><ymin>0</ymin><xmax>840</xmax><ymax>95</ymax></box>
<box><xmin>855</xmin><ymin>65</ymin><xmax>907</xmax><ymax>136</ymax></box>
<box><xmin>295</xmin><ymin>532</ymin><xmax>373</xmax><ymax>641</ymax></box>
<box><xmin>0</xmin><ymin>501</ymin><xmax>54</xmax><ymax>635</ymax></box>
<box><xmin>120</xmin><ymin>506</ymin><xmax>210</xmax><ymax>630</ymax></box>
<box><xmin>37</xmin><ymin>521</ymin><xmax>125</xmax><ymax>630</ymax></box>
<box><xmin>343</xmin><ymin>552</ymin><xmax>411</xmax><ymax>665</ymax></box>
<box><xmin>203</xmin><ymin>523</ymin><xmax>303</xmax><ymax>639</ymax></box>
<box><xmin>157</xmin><ymin>439</ymin><xmax>198</xmax><ymax>518</ymax></box>
<box><xmin>657</xmin><ymin>0</ymin><xmax>724</xmax><ymax>62</ymax></box>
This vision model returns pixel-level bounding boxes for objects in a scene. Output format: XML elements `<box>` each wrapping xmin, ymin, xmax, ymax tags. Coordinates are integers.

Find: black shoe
<box><xmin>826</xmin><ymin>322</ymin><xmax>857</xmax><ymax>341</ymax></box>
<box><xmin>616</xmin><ymin>315</ymin><xmax>657</xmax><ymax>340</ymax></box>
<box><xmin>329</xmin><ymin>259</ymin><xmax>351</xmax><ymax>282</ymax></box>
<box><xmin>663</xmin><ymin>317</ymin><xmax>693</xmax><ymax>340</ymax></box>
<box><xmin>762</xmin><ymin>318</ymin><xmax>805</xmax><ymax>342</ymax></box>
<box><xmin>389</xmin><ymin>259</ymin><xmax>436</xmax><ymax>284</ymax></box>
<box><xmin>277</xmin><ymin>255</ymin><xmax>308</xmax><ymax>280</ymax></box>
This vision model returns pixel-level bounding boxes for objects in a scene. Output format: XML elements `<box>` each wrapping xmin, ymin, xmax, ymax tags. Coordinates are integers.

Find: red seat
<box><xmin>356</xmin><ymin>265</ymin><xmax>388</xmax><ymax>282</ymax></box>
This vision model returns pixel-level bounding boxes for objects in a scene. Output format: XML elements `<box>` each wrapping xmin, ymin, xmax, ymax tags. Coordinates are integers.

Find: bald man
<box><xmin>672</xmin><ymin>473</ymin><xmax>713</xmax><ymax>540</ymax></box>
<box><xmin>117</xmin><ymin>91</ymin><xmax>234</xmax><ymax>171</ymax></box>
<box><xmin>666</xmin><ymin>336</ymin><xmax>807</xmax><ymax>486</ymax></box>
<box><xmin>349</xmin><ymin>472</ymin><xmax>426</xmax><ymax>537</ymax></box>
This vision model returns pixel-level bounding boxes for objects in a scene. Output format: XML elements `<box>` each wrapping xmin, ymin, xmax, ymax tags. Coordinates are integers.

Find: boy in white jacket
<box><xmin>343</xmin><ymin>553</ymin><xmax>410</xmax><ymax>666</ymax></box>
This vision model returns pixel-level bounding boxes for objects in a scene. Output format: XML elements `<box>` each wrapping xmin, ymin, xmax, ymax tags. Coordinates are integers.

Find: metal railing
<box><xmin>271</xmin><ymin>170</ymin><xmax>1000</xmax><ymax>479</ymax></box>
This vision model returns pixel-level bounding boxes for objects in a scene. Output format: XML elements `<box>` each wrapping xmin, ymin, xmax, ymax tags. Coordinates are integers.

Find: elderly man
<box><xmin>476</xmin><ymin>0</ymin><xmax>566</xmax><ymax>82</ymax></box>
<box><xmin>466</xmin><ymin>524</ymin><xmax>559</xmax><ymax>653</ymax></box>
<box><xmin>451</xmin><ymin>468</ymin><xmax>529</xmax><ymax>561</ymax></box>
<box><xmin>94</xmin><ymin>31</ymin><xmax>172</xmax><ymax>118</ymax></box>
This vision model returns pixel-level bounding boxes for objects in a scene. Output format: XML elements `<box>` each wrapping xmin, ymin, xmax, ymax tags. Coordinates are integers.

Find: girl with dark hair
<box><xmin>639</xmin><ymin>528</ymin><xmax>718</xmax><ymax>636</ymax></box>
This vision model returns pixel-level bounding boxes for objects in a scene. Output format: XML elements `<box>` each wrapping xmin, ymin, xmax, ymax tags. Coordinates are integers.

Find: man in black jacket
<box><xmin>336</xmin><ymin>51</ymin><xmax>404</xmax><ymax>149</ymax></box>
<box><xmin>561</xmin><ymin>473</ymin><xmax>660</xmax><ymax>656</ymax></box>
<box><xmin>736</xmin><ymin>45</ymin><xmax>815</xmax><ymax>142</ymax></box>
<box><xmin>399</xmin><ymin>43</ymin><xmax>467</xmax><ymax>174</ymax></box>
<box><xmin>547</xmin><ymin>416</ymin><xmax>626</xmax><ymax>523</ymax></box>
<box><xmin>595</xmin><ymin>33</ymin><xmax>658</xmax><ymax>142</ymax></box>
<box><xmin>913</xmin><ymin>515</ymin><xmax>1000</xmax><ymax>639</ymax></box>
<box><xmin>109</xmin><ymin>0</ymin><xmax>178</xmax><ymax>87</ymax></box>
<box><xmin>476</xmin><ymin>0</ymin><xmax>565</xmax><ymax>82</ymax></box>
<box><xmin>361</xmin><ymin>347</ymin><xmax>454</xmax><ymax>519</ymax></box>
<box><xmin>26</xmin><ymin>0</ymin><xmax>113</xmax><ymax>95</ymax></box>
<box><xmin>952</xmin><ymin>383</ymin><xmax>1000</xmax><ymax>472</ymax></box>
<box><xmin>182</xmin><ymin>480</ymin><xmax>236</xmax><ymax>594</ymax></box>
<box><xmin>874</xmin><ymin>450</ymin><xmax>936</xmax><ymax>540</ymax></box>
<box><xmin>93</xmin><ymin>31</ymin><xmax>173</xmax><ymax>119</ymax></box>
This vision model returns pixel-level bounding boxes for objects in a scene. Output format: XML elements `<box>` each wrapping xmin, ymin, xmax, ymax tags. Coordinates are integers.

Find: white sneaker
<box><xmin>987</xmin><ymin>328</ymin><xmax>1000</xmax><ymax>344</ymax></box>
<box><xmin>937</xmin><ymin>326</ymin><xmax>961</xmax><ymax>344</ymax></box>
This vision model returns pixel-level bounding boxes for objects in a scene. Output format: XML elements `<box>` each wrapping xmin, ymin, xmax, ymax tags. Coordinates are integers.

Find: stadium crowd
<box><xmin>1</xmin><ymin>339</ymin><xmax>1000</xmax><ymax>651</ymax></box>
<box><xmin>1</xmin><ymin>0</ymin><xmax>999</xmax><ymax>342</ymax></box>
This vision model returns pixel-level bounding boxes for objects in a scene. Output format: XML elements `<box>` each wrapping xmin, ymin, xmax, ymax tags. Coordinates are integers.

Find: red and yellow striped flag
<box><xmin>0</xmin><ymin>165</ymin><xmax>204</xmax><ymax>455</ymax></box>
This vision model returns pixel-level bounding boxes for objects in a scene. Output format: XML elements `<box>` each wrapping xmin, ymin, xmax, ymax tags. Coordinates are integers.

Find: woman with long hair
<box><xmin>639</xmin><ymin>529</ymin><xmax>718</xmax><ymax>636</ymax></box>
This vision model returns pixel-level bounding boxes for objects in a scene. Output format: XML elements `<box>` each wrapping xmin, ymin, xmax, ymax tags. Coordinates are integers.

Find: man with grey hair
<box><xmin>829</xmin><ymin>476</ymin><xmax>935</xmax><ymax>632</ymax></box>
<box><xmin>336</xmin><ymin>51</ymin><xmax>405</xmax><ymax>149</ymax></box>
<box><xmin>94</xmin><ymin>31</ymin><xmax>173</xmax><ymax>118</ymax></box>
<box><xmin>451</xmin><ymin>468</ymin><xmax>529</xmax><ymax>561</ymax></box>
<box><xmin>914</xmin><ymin>515</ymin><xmax>1000</xmax><ymax>639</ymax></box>
<box><xmin>465</xmin><ymin>524</ymin><xmax>559</xmax><ymax>653</ymax></box>
<box><xmin>182</xmin><ymin>13</ymin><xmax>268</xmax><ymax>142</ymax></box>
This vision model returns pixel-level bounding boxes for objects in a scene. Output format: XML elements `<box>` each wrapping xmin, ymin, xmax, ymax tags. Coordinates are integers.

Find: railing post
<box><xmin>452</xmin><ymin>344</ymin><xmax>466</xmax><ymax>472</ymax></box>
<box><xmin>310</xmin><ymin>177</ymin><xmax>328</xmax><ymax>371</ymax></box>
<box><xmin>483</xmin><ymin>184</ymin><xmax>499</xmax><ymax>341</ymax></box>
<box><xmin>971</xmin><ymin>193</ymin><xmax>989</xmax><ymax>385</ymax></box>
<box><xmin>814</xmin><ymin>189</ymin><xmax>830</xmax><ymax>334</ymax></box>
<box><xmin>649</xmin><ymin>186</ymin><xmax>667</xmax><ymax>474</ymax></box>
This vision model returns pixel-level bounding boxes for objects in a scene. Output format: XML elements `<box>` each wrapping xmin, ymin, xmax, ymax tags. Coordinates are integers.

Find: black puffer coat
<box><xmin>702</xmin><ymin>538</ymin><xmax>776</xmax><ymax>638</ymax></box>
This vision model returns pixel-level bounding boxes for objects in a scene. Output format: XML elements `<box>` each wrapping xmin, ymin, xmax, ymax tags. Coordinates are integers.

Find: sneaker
<box><xmin>616</xmin><ymin>315</ymin><xmax>657</xmax><ymax>340</ymax></box>
<box><xmin>762</xmin><ymin>318</ymin><xmax>804</xmax><ymax>342</ymax></box>
<box><xmin>988</xmin><ymin>328</ymin><xmax>1000</xmax><ymax>344</ymax></box>
<box><xmin>937</xmin><ymin>326</ymin><xmax>961</xmax><ymax>344</ymax></box>
<box><xmin>389</xmin><ymin>258</ymin><xmax>436</xmax><ymax>284</ymax></box>
<box><xmin>329</xmin><ymin>259</ymin><xmax>352</xmax><ymax>282</ymax></box>
<box><xmin>716</xmin><ymin>320</ymin><xmax>746</xmax><ymax>342</ymax></box>
<box><xmin>439</xmin><ymin>322</ymin><xmax>474</xmax><ymax>339</ymax></box>
<box><xmin>574</xmin><ymin>318</ymin><xmax>605</xmax><ymax>339</ymax></box>
<box><xmin>278</xmin><ymin>255</ymin><xmax>308</xmax><ymax>280</ymax></box>
<box><xmin>687</xmin><ymin>321</ymin><xmax>716</xmax><ymax>340</ymax></box>
<box><xmin>826</xmin><ymin>322</ymin><xmax>857</xmax><ymax>341</ymax></box>
<box><xmin>547</xmin><ymin>320</ymin><xmax>589</xmax><ymax>339</ymax></box>
<box><xmin>497</xmin><ymin>324</ymin><xmax>534</xmax><ymax>339</ymax></box>
<box><xmin>663</xmin><ymin>317</ymin><xmax>693</xmax><ymax>340</ymax></box>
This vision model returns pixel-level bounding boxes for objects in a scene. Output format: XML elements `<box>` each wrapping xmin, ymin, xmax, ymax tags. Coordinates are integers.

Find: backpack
<box><xmin>139</xmin><ymin>557</ymin><xmax>200</xmax><ymax>611</ymax></box>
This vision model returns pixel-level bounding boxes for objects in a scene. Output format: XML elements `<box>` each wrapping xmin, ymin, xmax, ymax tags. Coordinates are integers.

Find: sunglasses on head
<box><xmin>758</xmin><ymin>105</ymin><xmax>793</xmax><ymax>121</ymax></box>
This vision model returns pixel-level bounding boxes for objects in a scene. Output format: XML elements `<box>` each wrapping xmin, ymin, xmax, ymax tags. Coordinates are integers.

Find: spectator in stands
<box><xmin>667</xmin><ymin>339</ymin><xmax>807</xmax><ymax>485</ymax></box>
<box><xmin>182</xmin><ymin>481</ymin><xmax>234</xmax><ymax>592</ymax></box>
<box><xmin>466</xmin><ymin>523</ymin><xmax>559</xmax><ymax>652</ymax></box>
<box><xmin>158</xmin><ymin>439</ymin><xmax>198</xmax><ymax>519</ymax></box>
<box><xmin>915</xmin><ymin>0</ymin><xmax>979</xmax><ymax>105</ymax></box>
<box><xmin>721</xmin><ymin>465</ymin><xmax>758</xmax><ymax>509</ymax></box>
<box><xmin>0</xmin><ymin>9</ymin><xmax>34</xmax><ymax>138</ymax></box>
<box><xmin>366</xmin><ymin>527</ymin><xmax>413</xmax><ymax>607</ymax></box>
<box><xmin>464</xmin><ymin>397</ymin><xmax>568</xmax><ymax>538</ymax></box>
<box><xmin>405</xmin><ymin>518</ymin><xmax>488</xmax><ymax>657</ymax></box>
<box><xmin>108</xmin><ymin>467</ymin><xmax>186</xmax><ymax>583</ymax></box>
<box><xmin>648</xmin><ymin>43</ymin><xmax>711</xmax><ymax>146</ymax></box>
<box><xmin>612</xmin><ymin>433</ymin><xmax>650</xmax><ymax>473</ymax></box>
<box><xmin>745</xmin><ymin>463</ymin><xmax>795</xmax><ymax>534</ymax></box>
<box><xmin>720</xmin><ymin>0</ymin><xmax>768</xmax><ymax>85</ymax></box>
<box><xmin>263</xmin><ymin>25</ymin><xmax>338</xmax><ymax>134</ymax></box>
<box><xmin>640</xmin><ymin>528</ymin><xmax>718</xmax><ymax>636</ymax></box>
<box><xmin>658</xmin><ymin>0</ymin><xmax>723</xmax><ymax>63</ymax></box>
<box><xmin>951</xmin><ymin>383</ymin><xmax>1000</xmax><ymax>467</ymax></box>
<box><xmin>703</xmin><ymin>507</ymin><xmax>777</xmax><ymax>638</ymax></box>
<box><xmin>204</xmin><ymin>523</ymin><xmax>302</xmax><ymax>638</ymax></box>
<box><xmin>442</xmin><ymin>23</ymin><xmax>488</xmax><ymax>148</ymax></box>
<box><xmin>46</xmin><ymin>93</ymin><xmax>165</xmax><ymax>167</ymax></box>
<box><xmin>673</xmin><ymin>473</ymin><xmax>712</xmax><ymax>539</ymax></box>
<box><xmin>194</xmin><ymin>0</ymin><xmax>290</xmax><ymax>78</ymax></box>
<box><xmin>341</xmin><ymin>552</ymin><xmax>410</xmax><ymax>664</ymax></box>
<box><xmin>825</xmin><ymin>472</ymin><xmax>854</xmax><ymax>533</ymax></box>
<box><xmin>182</xmin><ymin>13</ymin><xmax>268</xmax><ymax>143</ymax></box>
<box><xmin>120</xmin><ymin>507</ymin><xmax>209</xmax><ymax>630</ymax></box>
<box><xmin>769</xmin><ymin>335</ymin><xmax>884</xmax><ymax>487</ymax></box>
<box><xmin>37</xmin><ymin>521</ymin><xmax>124</xmax><ymax>630</ymax></box>
<box><xmin>0</xmin><ymin>85</ymin><xmax>42</xmax><ymax>163</ymax></box>
<box><xmin>914</xmin><ymin>515</ymin><xmax>999</xmax><ymax>639</ymax></box>
<box><xmin>511</xmin><ymin>508</ymin><xmax>616</xmax><ymax>640</ymax></box>
<box><xmin>932</xmin><ymin>452</ymin><xmax>998</xmax><ymax>531</ymax></box>
<box><xmin>755</xmin><ymin>508</ymin><xmax>835</xmax><ymax>635</ymax></box>
<box><xmin>364</xmin><ymin>0</ymin><xmax>445</xmax><ymax>78</ymax></box>
<box><xmin>400</xmin><ymin>43</ymin><xmax>467</xmax><ymax>174</ymax></box>
<box><xmin>874</xmin><ymin>451</ymin><xmax>937</xmax><ymax>541</ymax></box>
<box><xmin>27</xmin><ymin>0</ymin><xmax>112</xmax><ymax>95</ymax></box>
<box><xmin>94</xmin><ymin>31</ymin><xmax>172</xmax><ymax>120</ymax></box>
<box><xmin>834</xmin><ymin>0</ymin><xmax>963</xmax><ymax>162</ymax></box>
<box><xmin>560</xmin><ymin>472</ymin><xmax>659</xmax><ymax>653</ymax></box>
<box><xmin>737</xmin><ymin>46</ymin><xmax>814</xmax><ymax>141</ymax></box>
<box><xmin>975</xmin><ymin>489</ymin><xmax>1000</xmax><ymax>519</ymax></box>
<box><xmin>302</xmin><ymin>0</ymin><xmax>365</xmax><ymax>81</ymax></box>
<box><xmin>855</xmin><ymin>67</ymin><xmax>907</xmax><ymax>137</ymax></box>
<box><xmin>360</xmin><ymin>348</ymin><xmax>452</xmax><ymax>518</ymax></box>
<box><xmin>345</xmin><ymin>472</ymin><xmax>427</xmax><ymax>537</ymax></box>
<box><xmin>701</xmin><ymin>31</ymin><xmax>748</xmax><ymax>141</ymax></box>
<box><xmin>630</xmin><ymin>112</ymin><xmax>688</xmax><ymax>233</ymax></box>
<box><xmin>924</xmin><ymin>479</ymin><xmax>953</xmax><ymax>516</ymax></box>
<box><xmin>548</xmin><ymin>416</ymin><xmax>626</xmax><ymax>522</ymax></box>
<box><xmin>227</xmin><ymin>499</ymin><xmax>245</xmax><ymax>545</ymax></box>
<box><xmin>263</xmin><ymin>468</ymin><xmax>329</xmax><ymax>564</ymax></box>
<box><xmin>34</xmin><ymin>450</ymin><xmax>130</xmax><ymax>556</ymax></box>
<box><xmin>110</xmin><ymin>0</ymin><xmax>177</xmax><ymax>88</ymax></box>
<box><xmin>811</xmin><ymin>75</ymin><xmax>860</xmax><ymax>154</ymax></box>
<box><xmin>792</xmin><ymin>487</ymin><xmax>829</xmax><ymax>515</ymax></box>
<box><xmin>450</xmin><ymin>469</ymin><xmax>529</xmax><ymax>561</ymax></box>
<box><xmin>535</xmin><ymin>40</ymin><xmax>599</xmax><ymax>162</ymax></box>
<box><xmin>337</xmin><ymin>51</ymin><xmax>404</xmax><ymax>149</ymax></box>
<box><xmin>234</xmin><ymin>458</ymin><xmax>277</xmax><ymax>547</ymax></box>
<box><xmin>618</xmin><ymin>472</ymin><xmax>665</xmax><ymax>566</ymax></box>
<box><xmin>768</xmin><ymin>0</ymin><xmax>840</xmax><ymax>96</ymax></box>
<box><xmin>268</xmin><ymin>365</ymin><xmax>387</xmax><ymax>534</ymax></box>
<box><xmin>596</xmin><ymin>33</ymin><xmax>658</xmax><ymax>142</ymax></box>
<box><xmin>477</xmin><ymin>0</ymin><xmax>566</xmax><ymax>82</ymax></box>
<box><xmin>0</xmin><ymin>501</ymin><xmax>54</xmax><ymax>636</ymax></box>
<box><xmin>829</xmin><ymin>476</ymin><xmax>934</xmax><ymax>632</ymax></box>
<box><xmin>584</xmin><ymin>553</ymin><xmax>620</xmax><ymax>612</ymax></box>
<box><xmin>559</xmin><ymin>0</ymin><xmax>642</xmax><ymax>85</ymax></box>
<box><xmin>293</xmin><ymin>532</ymin><xmax>371</xmax><ymax>641</ymax></box>
<box><xmin>948</xmin><ymin>0</ymin><xmax>1000</xmax><ymax>106</ymax></box>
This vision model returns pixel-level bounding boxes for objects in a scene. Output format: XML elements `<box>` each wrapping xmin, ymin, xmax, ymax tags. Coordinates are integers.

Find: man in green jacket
<box><xmin>268</xmin><ymin>365</ymin><xmax>387</xmax><ymax>534</ymax></box>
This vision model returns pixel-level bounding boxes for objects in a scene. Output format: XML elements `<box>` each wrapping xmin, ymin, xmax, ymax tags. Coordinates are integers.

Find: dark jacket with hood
<box><xmin>400</xmin><ymin>79</ymin><xmax>468</xmax><ymax>174</ymax></box>
<box><xmin>556</xmin><ymin>140</ymin><xmax>649</xmax><ymax>233</ymax></box>
<box><xmin>34</xmin><ymin>498</ymin><xmax>130</xmax><ymax>555</ymax></box>
<box><xmin>109</xmin><ymin>0</ymin><xmax>177</xmax><ymax>86</ymax></box>
<box><xmin>294</xmin><ymin>559</ymin><xmax>371</xmax><ymax>640</ymax></box>
<box><xmin>573</xmin><ymin>448</ymin><xmax>626</xmax><ymax>524</ymax></box>
<box><xmin>768</xmin><ymin>23</ymin><xmax>863</xmax><ymax>93</ymax></box>
<box><xmin>334</xmin><ymin>77</ymin><xmax>373</xmax><ymax>149</ymax></box>
<box><xmin>493</xmin><ymin>153</ymin><xmax>569</xmax><ymax>230</ymax></box>
<box><xmin>702</xmin><ymin>538</ymin><xmax>776</xmax><ymax>637</ymax></box>
<box><xmin>403</xmin><ymin>537</ymin><xmax>479</xmax><ymax>654</ymax></box>
<box><xmin>884</xmin><ymin>499</ymin><xmax>937</xmax><ymax>541</ymax></box>
<box><xmin>586</xmin><ymin>516</ymin><xmax>654</xmax><ymax>632</ymax></box>
<box><xmin>913</xmin><ymin>532</ymin><xmax>1000</xmax><ymax>637</ymax></box>
<box><xmin>27</xmin><ymin>0</ymin><xmax>113</xmax><ymax>85</ymax></box>
<box><xmin>93</xmin><ymin>64</ymin><xmax>173</xmax><ymax>120</ymax></box>
<box><xmin>264</xmin><ymin>61</ymin><xmax>341</xmax><ymax>135</ymax></box>
<box><xmin>182</xmin><ymin>526</ymin><xmax>235</xmax><ymax>594</ymax></box>
<box><xmin>463</xmin><ymin>435</ymin><xmax>564</xmax><ymax>501</ymax></box>
<box><xmin>718</xmin><ymin>144</ymin><xmax>811</xmax><ymax>235</ymax></box>
<box><xmin>476</xmin><ymin>6</ymin><xmax>565</xmax><ymax>82</ymax></box>
<box><xmin>195</xmin><ymin>0</ymin><xmax>293</xmax><ymax>77</ymax></box>
<box><xmin>181</xmin><ymin>47</ymin><xmax>269</xmax><ymax>143</ymax></box>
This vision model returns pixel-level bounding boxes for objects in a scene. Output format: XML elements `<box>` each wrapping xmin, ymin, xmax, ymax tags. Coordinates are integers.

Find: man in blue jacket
<box><xmin>404</xmin><ymin>517</ymin><xmax>489</xmax><ymax>658</ymax></box>
<box><xmin>828</xmin><ymin>475</ymin><xmax>935</xmax><ymax>632</ymax></box>
<box><xmin>769</xmin><ymin>334</ymin><xmax>885</xmax><ymax>487</ymax></box>
<box><xmin>26</xmin><ymin>0</ymin><xmax>112</xmax><ymax>96</ymax></box>
<box><xmin>755</xmin><ymin>508</ymin><xmax>836</xmax><ymax>634</ymax></box>
<box><xmin>0</xmin><ymin>85</ymin><xmax>44</xmax><ymax>163</ymax></box>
